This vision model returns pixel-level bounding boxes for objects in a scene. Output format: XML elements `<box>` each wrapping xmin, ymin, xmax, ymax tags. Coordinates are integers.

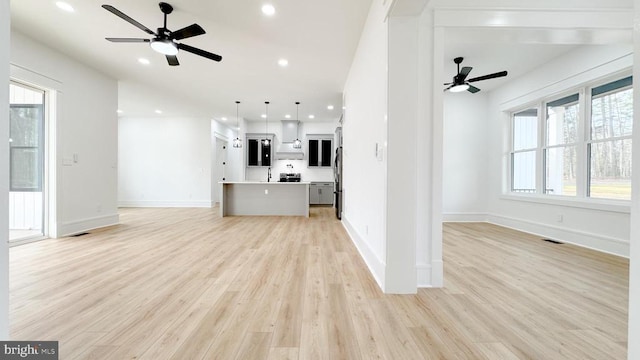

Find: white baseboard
<box><xmin>487</xmin><ymin>213</ymin><xmax>629</xmax><ymax>258</ymax></box>
<box><xmin>341</xmin><ymin>216</ymin><xmax>385</xmax><ymax>291</ymax></box>
<box><xmin>443</xmin><ymin>212</ymin><xmax>488</xmax><ymax>222</ymax></box>
<box><xmin>416</xmin><ymin>263</ymin><xmax>431</xmax><ymax>287</ymax></box>
<box><xmin>118</xmin><ymin>200</ymin><xmax>214</xmax><ymax>208</ymax></box>
<box><xmin>58</xmin><ymin>213</ymin><xmax>120</xmax><ymax>237</ymax></box>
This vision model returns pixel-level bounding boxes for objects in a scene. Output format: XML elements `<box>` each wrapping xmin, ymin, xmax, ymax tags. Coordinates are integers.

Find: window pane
<box><xmin>512</xmin><ymin>151</ymin><xmax>536</xmax><ymax>193</ymax></box>
<box><xmin>589</xmin><ymin>140</ymin><xmax>632</xmax><ymax>200</ymax></box>
<box><xmin>591</xmin><ymin>87</ymin><xmax>633</xmax><ymax>140</ymax></box>
<box><xmin>545</xmin><ymin>146</ymin><xmax>577</xmax><ymax>196</ymax></box>
<box><xmin>10</xmin><ymin>105</ymin><xmax>43</xmax><ymax>147</ymax></box>
<box><xmin>546</xmin><ymin>94</ymin><xmax>578</xmax><ymax>146</ymax></box>
<box><xmin>513</xmin><ymin>108</ymin><xmax>538</xmax><ymax>150</ymax></box>
<box><xmin>10</xmin><ymin>147</ymin><xmax>41</xmax><ymax>191</ymax></box>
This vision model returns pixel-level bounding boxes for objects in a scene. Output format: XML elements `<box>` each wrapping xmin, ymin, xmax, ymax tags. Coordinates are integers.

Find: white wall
<box><xmin>342</xmin><ymin>0</ymin><xmax>389</xmax><ymax>289</ymax></box>
<box><xmin>244</xmin><ymin>120</ymin><xmax>336</xmax><ymax>182</ymax></box>
<box><xmin>486</xmin><ymin>45</ymin><xmax>633</xmax><ymax>256</ymax></box>
<box><xmin>443</xmin><ymin>92</ymin><xmax>489</xmax><ymax>219</ymax></box>
<box><xmin>118</xmin><ymin>116</ymin><xmax>213</xmax><ymax>207</ymax></box>
<box><xmin>0</xmin><ymin>0</ymin><xmax>10</xmax><ymax>340</ymax></box>
<box><xmin>10</xmin><ymin>31</ymin><xmax>118</xmax><ymax>237</ymax></box>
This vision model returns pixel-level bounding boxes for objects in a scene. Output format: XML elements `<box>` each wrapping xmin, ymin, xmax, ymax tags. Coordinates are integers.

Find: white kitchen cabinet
<box><xmin>310</xmin><ymin>182</ymin><xmax>333</xmax><ymax>205</ymax></box>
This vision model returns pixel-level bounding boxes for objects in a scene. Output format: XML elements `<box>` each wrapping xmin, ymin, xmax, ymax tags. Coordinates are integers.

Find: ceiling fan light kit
<box><xmin>102</xmin><ymin>2</ymin><xmax>222</xmax><ymax>66</ymax></box>
<box><xmin>150</xmin><ymin>39</ymin><xmax>178</xmax><ymax>55</ymax></box>
<box><xmin>444</xmin><ymin>57</ymin><xmax>507</xmax><ymax>94</ymax></box>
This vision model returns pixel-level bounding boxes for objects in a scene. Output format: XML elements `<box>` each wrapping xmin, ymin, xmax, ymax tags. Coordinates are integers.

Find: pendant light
<box><xmin>263</xmin><ymin>101</ymin><xmax>270</xmax><ymax>146</ymax></box>
<box><xmin>292</xmin><ymin>101</ymin><xmax>302</xmax><ymax>149</ymax></box>
<box><xmin>233</xmin><ymin>101</ymin><xmax>242</xmax><ymax>148</ymax></box>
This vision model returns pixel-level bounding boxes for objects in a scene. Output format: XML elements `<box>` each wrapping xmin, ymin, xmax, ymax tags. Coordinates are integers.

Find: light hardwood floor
<box><xmin>10</xmin><ymin>207</ymin><xmax>628</xmax><ymax>359</ymax></box>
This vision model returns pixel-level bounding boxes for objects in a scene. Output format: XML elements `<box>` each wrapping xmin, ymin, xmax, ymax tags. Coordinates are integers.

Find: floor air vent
<box><xmin>72</xmin><ymin>232</ymin><xmax>90</xmax><ymax>237</ymax></box>
<box><xmin>543</xmin><ymin>239</ymin><xmax>563</xmax><ymax>244</ymax></box>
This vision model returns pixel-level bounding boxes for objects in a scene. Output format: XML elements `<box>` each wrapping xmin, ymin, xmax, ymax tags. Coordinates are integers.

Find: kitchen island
<box><xmin>219</xmin><ymin>181</ymin><xmax>310</xmax><ymax>217</ymax></box>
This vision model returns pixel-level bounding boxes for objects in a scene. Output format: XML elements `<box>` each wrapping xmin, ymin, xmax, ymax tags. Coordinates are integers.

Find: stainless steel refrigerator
<box><xmin>334</xmin><ymin>127</ymin><xmax>343</xmax><ymax>219</ymax></box>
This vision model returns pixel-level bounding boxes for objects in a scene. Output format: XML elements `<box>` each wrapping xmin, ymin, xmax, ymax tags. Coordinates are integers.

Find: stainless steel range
<box><xmin>279</xmin><ymin>173</ymin><xmax>301</xmax><ymax>182</ymax></box>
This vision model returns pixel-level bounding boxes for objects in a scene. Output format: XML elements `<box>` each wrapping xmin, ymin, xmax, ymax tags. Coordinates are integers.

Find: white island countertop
<box><xmin>219</xmin><ymin>181</ymin><xmax>310</xmax><ymax>217</ymax></box>
<box><xmin>220</xmin><ymin>181</ymin><xmax>311</xmax><ymax>185</ymax></box>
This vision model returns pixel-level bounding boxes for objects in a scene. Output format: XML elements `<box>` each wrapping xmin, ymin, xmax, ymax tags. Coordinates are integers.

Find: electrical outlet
<box><xmin>265</xmin><ymin>189</ymin><xmax>269</xmax><ymax>195</ymax></box>
<box><xmin>556</xmin><ymin>214</ymin><xmax>563</xmax><ymax>223</ymax></box>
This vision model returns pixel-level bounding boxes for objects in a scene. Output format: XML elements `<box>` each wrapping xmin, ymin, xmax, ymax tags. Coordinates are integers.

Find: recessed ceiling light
<box><xmin>278</xmin><ymin>58</ymin><xmax>288</xmax><ymax>67</ymax></box>
<box><xmin>261</xmin><ymin>4</ymin><xmax>276</xmax><ymax>16</ymax></box>
<box><xmin>221</xmin><ymin>117</ymin><xmax>228</xmax><ymax>121</ymax></box>
<box><xmin>155</xmin><ymin>110</ymin><xmax>162</xmax><ymax>114</ymax></box>
<box><xmin>138</xmin><ymin>58</ymin><xmax>150</xmax><ymax>65</ymax></box>
<box><xmin>327</xmin><ymin>105</ymin><xmax>334</xmax><ymax>110</ymax></box>
<box><xmin>308</xmin><ymin>115</ymin><xmax>315</xmax><ymax>119</ymax></box>
<box><xmin>285</xmin><ymin>114</ymin><xmax>291</xmax><ymax>119</ymax></box>
<box><xmin>56</xmin><ymin>1</ymin><xmax>75</xmax><ymax>12</ymax></box>
<box><xmin>342</xmin><ymin>106</ymin><xmax>346</xmax><ymax>110</ymax></box>
<box><xmin>116</xmin><ymin>109</ymin><xmax>123</xmax><ymax>114</ymax></box>
<box><xmin>261</xmin><ymin>114</ymin><xmax>267</xmax><ymax>118</ymax></box>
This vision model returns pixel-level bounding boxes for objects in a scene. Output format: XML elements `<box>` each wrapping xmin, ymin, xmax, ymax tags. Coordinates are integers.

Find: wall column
<box><xmin>385</xmin><ymin>15</ymin><xmax>419</xmax><ymax>293</ymax></box>
<box><xmin>627</xmin><ymin>1</ymin><xmax>640</xmax><ymax>358</ymax></box>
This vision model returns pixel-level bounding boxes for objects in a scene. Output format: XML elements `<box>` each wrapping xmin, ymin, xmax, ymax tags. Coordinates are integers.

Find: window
<box><xmin>10</xmin><ymin>95</ymin><xmax>44</xmax><ymax>192</ymax></box>
<box><xmin>511</xmin><ymin>108</ymin><xmax>538</xmax><ymax>193</ymax></box>
<box><xmin>544</xmin><ymin>94</ymin><xmax>579</xmax><ymax>196</ymax></box>
<box><xmin>509</xmin><ymin>75</ymin><xmax>632</xmax><ymax>201</ymax></box>
<box><xmin>588</xmin><ymin>77</ymin><xmax>633</xmax><ymax>200</ymax></box>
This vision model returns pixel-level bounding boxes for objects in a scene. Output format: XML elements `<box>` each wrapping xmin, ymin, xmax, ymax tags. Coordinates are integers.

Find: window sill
<box><xmin>500</xmin><ymin>193</ymin><xmax>630</xmax><ymax>214</ymax></box>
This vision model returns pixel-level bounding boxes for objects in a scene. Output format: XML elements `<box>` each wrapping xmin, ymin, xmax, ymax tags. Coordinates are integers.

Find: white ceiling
<box><xmin>10</xmin><ymin>0</ymin><xmax>372</xmax><ymax>123</ymax></box>
<box><xmin>10</xmin><ymin>1</ymin><xmax>632</xmax><ymax>124</ymax></box>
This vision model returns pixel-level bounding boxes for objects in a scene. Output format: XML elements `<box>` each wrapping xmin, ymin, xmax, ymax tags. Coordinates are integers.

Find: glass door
<box><xmin>9</xmin><ymin>82</ymin><xmax>46</xmax><ymax>242</ymax></box>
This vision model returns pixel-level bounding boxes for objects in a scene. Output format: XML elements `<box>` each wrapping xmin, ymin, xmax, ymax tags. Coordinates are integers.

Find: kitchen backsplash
<box><xmin>245</xmin><ymin>159</ymin><xmax>333</xmax><ymax>182</ymax></box>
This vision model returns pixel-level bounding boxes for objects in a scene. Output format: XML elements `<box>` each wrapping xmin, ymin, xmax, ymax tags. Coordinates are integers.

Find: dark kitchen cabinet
<box><xmin>308</xmin><ymin>136</ymin><xmax>333</xmax><ymax>168</ymax></box>
<box><xmin>246</xmin><ymin>134</ymin><xmax>274</xmax><ymax>167</ymax></box>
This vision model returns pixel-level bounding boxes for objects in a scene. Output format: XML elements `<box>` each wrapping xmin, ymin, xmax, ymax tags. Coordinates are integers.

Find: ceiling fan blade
<box><xmin>166</xmin><ymin>55</ymin><xmax>180</xmax><ymax>66</ymax></box>
<box><xmin>458</xmin><ymin>66</ymin><xmax>472</xmax><ymax>81</ymax></box>
<box><xmin>170</xmin><ymin>24</ymin><xmax>206</xmax><ymax>40</ymax></box>
<box><xmin>105</xmin><ymin>37</ymin><xmax>150</xmax><ymax>43</ymax></box>
<box><xmin>467</xmin><ymin>85</ymin><xmax>481</xmax><ymax>93</ymax></box>
<box><xmin>443</xmin><ymin>85</ymin><xmax>454</xmax><ymax>92</ymax></box>
<box><xmin>468</xmin><ymin>70</ymin><xmax>508</xmax><ymax>83</ymax></box>
<box><xmin>102</xmin><ymin>5</ymin><xmax>155</xmax><ymax>35</ymax></box>
<box><xmin>177</xmin><ymin>43</ymin><xmax>222</xmax><ymax>62</ymax></box>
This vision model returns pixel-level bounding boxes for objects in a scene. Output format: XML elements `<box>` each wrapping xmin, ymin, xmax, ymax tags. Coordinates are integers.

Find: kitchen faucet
<box><xmin>267</xmin><ymin>167</ymin><xmax>272</xmax><ymax>182</ymax></box>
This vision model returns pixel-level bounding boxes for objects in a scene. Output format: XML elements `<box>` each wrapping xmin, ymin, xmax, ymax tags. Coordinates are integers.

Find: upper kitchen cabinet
<box><xmin>308</xmin><ymin>134</ymin><xmax>333</xmax><ymax>167</ymax></box>
<box><xmin>246</xmin><ymin>133</ymin><xmax>275</xmax><ymax>167</ymax></box>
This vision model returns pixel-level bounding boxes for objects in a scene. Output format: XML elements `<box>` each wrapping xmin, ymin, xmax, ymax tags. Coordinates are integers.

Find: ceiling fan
<box><xmin>444</xmin><ymin>57</ymin><xmax>507</xmax><ymax>93</ymax></box>
<box><xmin>102</xmin><ymin>2</ymin><xmax>222</xmax><ymax>66</ymax></box>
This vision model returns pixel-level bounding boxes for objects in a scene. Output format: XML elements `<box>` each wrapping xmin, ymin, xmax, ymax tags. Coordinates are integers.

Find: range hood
<box><xmin>276</xmin><ymin>120</ymin><xmax>304</xmax><ymax>160</ymax></box>
<box><xmin>275</xmin><ymin>143</ymin><xmax>304</xmax><ymax>160</ymax></box>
